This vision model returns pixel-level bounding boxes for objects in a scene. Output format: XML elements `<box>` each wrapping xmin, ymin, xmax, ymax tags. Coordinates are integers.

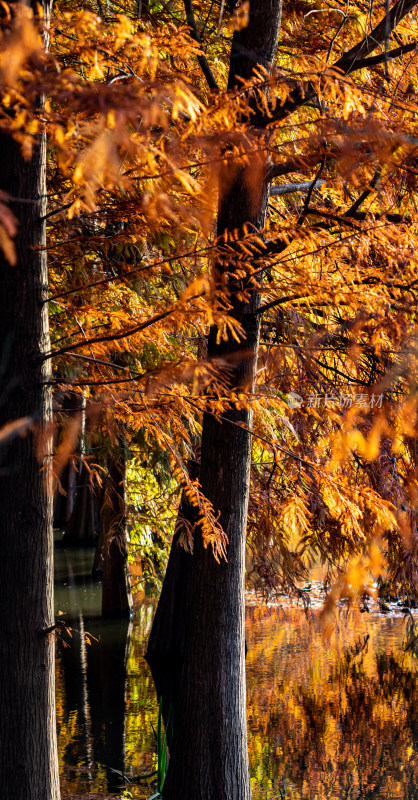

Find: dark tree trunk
<box><xmin>54</xmin><ymin>391</ymin><xmax>84</xmax><ymax>529</ymax></box>
<box><xmin>92</xmin><ymin>505</ymin><xmax>106</xmax><ymax>576</ymax></box>
<box><xmin>0</xmin><ymin>4</ymin><xmax>60</xmax><ymax>794</ymax></box>
<box><xmin>145</xmin><ymin>460</ymin><xmax>199</xmax><ymax>746</ymax></box>
<box><xmin>62</xmin><ymin>397</ymin><xmax>100</xmax><ymax>545</ymax></box>
<box><xmin>160</xmin><ymin>3</ymin><xmax>282</xmax><ymax>798</ymax></box>
<box><xmin>63</xmin><ymin>461</ymin><xmax>99</xmax><ymax>545</ymax></box>
<box><xmin>101</xmin><ymin>448</ymin><xmax>133</xmax><ymax>617</ymax></box>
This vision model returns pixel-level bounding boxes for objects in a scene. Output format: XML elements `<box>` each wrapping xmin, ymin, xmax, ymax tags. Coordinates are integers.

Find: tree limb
<box><xmin>252</xmin><ymin>294</ymin><xmax>307</xmax><ymax>315</ymax></box>
<box><xmin>43</xmin><ymin>307</ymin><xmax>180</xmax><ymax>360</ymax></box>
<box><xmin>184</xmin><ymin>0</ymin><xmax>219</xmax><ymax>91</ymax></box>
<box><xmin>262</xmin><ymin>0</ymin><xmax>418</xmax><ymax>124</ymax></box>
<box><xmin>297</xmin><ymin>158</ymin><xmax>326</xmax><ymax>224</ymax></box>
<box><xmin>334</xmin><ymin>0</ymin><xmax>418</xmax><ymax>73</ymax></box>
<box><xmin>270</xmin><ymin>180</ymin><xmax>325</xmax><ymax>196</ymax></box>
<box><xmin>343</xmin><ymin>40</ymin><xmax>416</xmax><ymax>71</ymax></box>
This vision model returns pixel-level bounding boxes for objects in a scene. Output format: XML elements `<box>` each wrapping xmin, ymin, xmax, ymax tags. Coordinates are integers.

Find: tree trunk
<box><xmin>62</xmin><ymin>395</ymin><xmax>100</xmax><ymax>545</ymax></box>
<box><xmin>0</xmin><ymin>5</ymin><xmax>60</xmax><ymax>793</ymax></box>
<box><xmin>54</xmin><ymin>391</ymin><xmax>84</xmax><ymax>529</ymax></box>
<box><xmin>145</xmin><ymin>460</ymin><xmax>199</xmax><ymax>746</ymax></box>
<box><xmin>101</xmin><ymin>448</ymin><xmax>133</xmax><ymax>617</ymax></box>
<box><xmin>161</xmin><ymin>3</ymin><xmax>282</xmax><ymax>798</ymax></box>
<box><xmin>63</xmin><ymin>460</ymin><xmax>99</xmax><ymax>545</ymax></box>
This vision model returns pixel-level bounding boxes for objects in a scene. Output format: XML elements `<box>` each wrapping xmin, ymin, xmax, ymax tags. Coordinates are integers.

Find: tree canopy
<box><xmin>1</xmin><ymin>0</ymin><xmax>418</xmax><ymax>617</ymax></box>
<box><xmin>2</xmin><ymin>0</ymin><xmax>418</xmax><ymax>797</ymax></box>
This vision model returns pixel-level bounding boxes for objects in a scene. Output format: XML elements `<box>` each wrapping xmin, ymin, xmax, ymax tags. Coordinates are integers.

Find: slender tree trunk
<box><xmin>54</xmin><ymin>391</ymin><xmax>84</xmax><ymax>528</ymax></box>
<box><xmin>0</xmin><ymin>3</ymin><xmax>60</xmax><ymax>792</ymax></box>
<box><xmin>161</xmin><ymin>3</ymin><xmax>282</xmax><ymax>798</ymax></box>
<box><xmin>63</xmin><ymin>395</ymin><xmax>100</xmax><ymax>545</ymax></box>
<box><xmin>64</xmin><ymin>461</ymin><xmax>99</xmax><ymax>545</ymax></box>
<box><xmin>101</xmin><ymin>447</ymin><xmax>133</xmax><ymax>617</ymax></box>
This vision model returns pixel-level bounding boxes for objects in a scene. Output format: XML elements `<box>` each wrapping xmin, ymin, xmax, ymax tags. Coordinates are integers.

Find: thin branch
<box><xmin>252</xmin><ymin>294</ymin><xmax>307</xmax><ymax>316</ymax></box>
<box><xmin>270</xmin><ymin>180</ymin><xmax>326</xmax><ymax>196</ymax></box>
<box><xmin>65</xmin><ymin>352</ymin><xmax>142</xmax><ymax>376</ymax></box>
<box><xmin>266</xmin><ymin>154</ymin><xmax>327</xmax><ymax>181</ymax></box>
<box><xmin>345</xmin><ymin>171</ymin><xmax>380</xmax><ymax>216</ymax></box>
<box><xmin>41</xmin><ymin>201</ymin><xmax>75</xmax><ymax>222</ymax></box>
<box><xmin>306</xmin><ymin>206</ymin><xmax>410</xmax><ymax>225</ymax></box>
<box><xmin>297</xmin><ymin>158</ymin><xmax>326</xmax><ymax>225</ymax></box>
<box><xmin>44</xmin><ymin>289</ymin><xmax>206</xmax><ymax>361</ymax></box>
<box><xmin>184</xmin><ymin>0</ymin><xmax>220</xmax><ymax>90</ymax></box>
<box><xmin>46</xmin><ymin>242</ymin><xmax>216</xmax><ymax>303</ymax></box>
<box><xmin>43</xmin><ymin>307</ymin><xmax>179</xmax><ymax>360</ymax></box>
<box><xmin>345</xmin><ymin>39</ymin><xmax>416</xmax><ymax>71</ymax></box>
<box><xmin>263</xmin><ymin>0</ymin><xmax>418</xmax><ymax>124</ymax></box>
<box><xmin>334</xmin><ymin>0</ymin><xmax>418</xmax><ymax>73</ymax></box>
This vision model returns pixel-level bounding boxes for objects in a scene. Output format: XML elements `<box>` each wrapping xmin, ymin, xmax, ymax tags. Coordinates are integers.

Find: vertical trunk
<box><xmin>63</xmin><ymin>461</ymin><xmax>99</xmax><ymax>545</ymax></box>
<box><xmin>0</xmin><ymin>10</ymin><xmax>60</xmax><ymax>793</ymax></box>
<box><xmin>101</xmin><ymin>448</ymin><xmax>133</xmax><ymax>617</ymax></box>
<box><xmin>145</xmin><ymin>460</ymin><xmax>199</xmax><ymax>745</ymax></box>
<box><xmin>54</xmin><ymin>391</ymin><xmax>84</xmax><ymax>529</ymax></box>
<box><xmin>162</xmin><ymin>3</ymin><xmax>281</xmax><ymax>798</ymax></box>
<box><xmin>63</xmin><ymin>395</ymin><xmax>100</xmax><ymax>545</ymax></box>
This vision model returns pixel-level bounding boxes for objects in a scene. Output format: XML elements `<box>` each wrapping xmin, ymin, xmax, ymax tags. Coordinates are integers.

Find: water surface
<box><xmin>55</xmin><ymin>546</ymin><xmax>417</xmax><ymax>799</ymax></box>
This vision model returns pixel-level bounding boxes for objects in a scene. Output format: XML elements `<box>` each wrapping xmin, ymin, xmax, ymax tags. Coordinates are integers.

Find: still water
<box><xmin>55</xmin><ymin>546</ymin><xmax>418</xmax><ymax>800</ymax></box>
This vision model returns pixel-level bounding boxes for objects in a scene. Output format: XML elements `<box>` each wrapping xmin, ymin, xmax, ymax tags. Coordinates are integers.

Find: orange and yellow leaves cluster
<box><xmin>2</xmin><ymin>0</ymin><xmax>418</xmax><ymax>600</ymax></box>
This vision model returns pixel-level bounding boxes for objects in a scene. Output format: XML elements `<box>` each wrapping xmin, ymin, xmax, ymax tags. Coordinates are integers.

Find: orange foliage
<box><xmin>1</xmin><ymin>0</ymin><xmax>418</xmax><ymax>601</ymax></box>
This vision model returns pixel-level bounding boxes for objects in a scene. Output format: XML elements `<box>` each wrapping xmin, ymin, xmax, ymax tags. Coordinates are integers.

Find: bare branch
<box><xmin>252</xmin><ymin>295</ymin><xmax>307</xmax><ymax>315</ymax></box>
<box><xmin>343</xmin><ymin>40</ymin><xmax>416</xmax><ymax>71</ymax></box>
<box><xmin>297</xmin><ymin>158</ymin><xmax>326</xmax><ymax>224</ymax></box>
<box><xmin>270</xmin><ymin>180</ymin><xmax>326</xmax><ymax>196</ymax></box>
<box><xmin>184</xmin><ymin>0</ymin><xmax>220</xmax><ymax>91</ymax></box>
<box><xmin>43</xmin><ymin>307</ymin><xmax>179</xmax><ymax>360</ymax></box>
<box><xmin>266</xmin><ymin>152</ymin><xmax>329</xmax><ymax>180</ymax></box>
<box><xmin>263</xmin><ymin>0</ymin><xmax>418</xmax><ymax>124</ymax></box>
<box><xmin>334</xmin><ymin>0</ymin><xmax>418</xmax><ymax>73</ymax></box>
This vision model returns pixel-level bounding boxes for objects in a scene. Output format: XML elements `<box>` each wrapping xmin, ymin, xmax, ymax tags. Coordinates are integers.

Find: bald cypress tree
<box><xmin>0</xmin><ymin>3</ymin><xmax>60</xmax><ymax>798</ymax></box>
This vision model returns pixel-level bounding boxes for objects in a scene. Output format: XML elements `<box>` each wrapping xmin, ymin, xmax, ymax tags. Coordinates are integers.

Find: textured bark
<box><xmin>101</xmin><ymin>449</ymin><xmax>133</xmax><ymax>617</ymax></box>
<box><xmin>0</xmin><ymin>25</ymin><xmax>60</xmax><ymax>798</ymax></box>
<box><xmin>162</xmin><ymin>3</ymin><xmax>282</xmax><ymax>799</ymax></box>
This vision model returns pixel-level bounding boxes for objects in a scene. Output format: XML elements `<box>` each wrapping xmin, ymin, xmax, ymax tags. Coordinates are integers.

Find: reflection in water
<box><xmin>55</xmin><ymin>546</ymin><xmax>156</xmax><ymax>798</ymax></box>
<box><xmin>55</xmin><ymin>547</ymin><xmax>417</xmax><ymax>799</ymax></box>
<box><xmin>57</xmin><ymin>615</ymin><xmax>134</xmax><ymax>795</ymax></box>
<box><xmin>246</xmin><ymin>606</ymin><xmax>418</xmax><ymax>800</ymax></box>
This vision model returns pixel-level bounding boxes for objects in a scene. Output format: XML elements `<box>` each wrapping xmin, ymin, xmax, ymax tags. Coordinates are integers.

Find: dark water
<box><xmin>55</xmin><ymin>547</ymin><xmax>418</xmax><ymax>799</ymax></box>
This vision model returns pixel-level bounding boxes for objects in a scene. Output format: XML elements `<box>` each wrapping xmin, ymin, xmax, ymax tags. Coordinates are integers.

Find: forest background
<box><xmin>0</xmin><ymin>0</ymin><xmax>418</xmax><ymax>796</ymax></box>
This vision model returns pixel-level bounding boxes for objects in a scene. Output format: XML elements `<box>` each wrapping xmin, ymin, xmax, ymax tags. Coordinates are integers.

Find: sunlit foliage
<box><xmin>1</xmin><ymin>0</ymin><xmax>418</xmax><ymax>600</ymax></box>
